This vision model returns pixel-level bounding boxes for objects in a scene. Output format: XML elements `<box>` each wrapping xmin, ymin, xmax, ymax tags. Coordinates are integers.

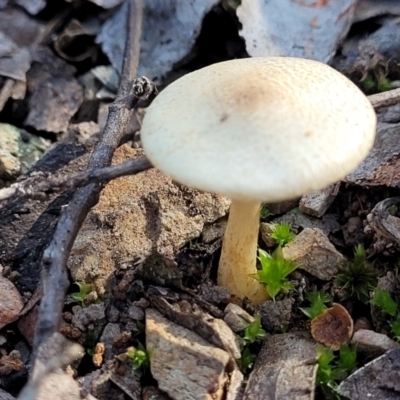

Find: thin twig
<box><xmin>0</xmin><ymin>156</ymin><xmax>152</xmax><ymax>203</ymax></box>
<box><xmin>368</xmin><ymin>87</ymin><xmax>400</xmax><ymax>110</ymax></box>
<box><xmin>30</xmin><ymin>0</ymin><xmax>145</xmax><ymax>375</ymax></box>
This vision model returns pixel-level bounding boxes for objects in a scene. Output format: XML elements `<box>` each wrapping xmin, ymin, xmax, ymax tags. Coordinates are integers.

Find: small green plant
<box><xmin>260</xmin><ymin>204</ymin><xmax>272</xmax><ymax>221</ymax></box>
<box><xmin>239</xmin><ymin>316</ymin><xmax>267</xmax><ymax>371</ymax></box>
<box><xmin>371</xmin><ymin>289</ymin><xmax>397</xmax><ymax>316</ymax></box>
<box><xmin>300</xmin><ymin>289</ymin><xmax>332</xmax><ymax>320</ymax></box>
<box><xmin>126</xmin><ymin>343</ymin><xmax>151</xmax><ymax>370</ymax></box>
<box><xmin>371</xmin><ymin>289</ymin><xmax>400</xmax><ymax>341</ymax></box>
<box><xmin>255</xmin><ymin>246</ymin><xmax>298</xmax><ymax>299</ymax></box>
<box><xmin>317</xmin><ymin>345</ymin><xmax>357</xmax><ymax>395</ymax></box>
<box><xmin>269</xmin><ymin>223</ymin><xmax>296</xmax><ymax>247</ymax></box>
<box><xmin>243</xmin><ymin>315</ymin><xmax>267</xmax><ymax>343</ymax></box>
<box><xmin>72</xmin><ymin>282</ymin><xmax>95</xmax><ymax>306</ymax></box>
<box><xmin>362</xmin><ymin>73</ymin><xmax>392</xmax><ymax>93</ymax></box>
<box><xmin>388</xmin><ymin>204</ymin><xmax>398</xmax><ymax>216</ymax></box>
<box><xmin>84</xmin><ymin>331</ymin><xmax>100</xmax><ymax>356</ymax></box>
<box><xmin>390</xmin><ymin>317</ymin><xmax>400</xmax><ymax>340</ymax></box>
<box><xmin>335</xmin><ymin>244</ymin><xmax>377</xmax><ymax>303</ymax></box>
<box><xmin>239</xmin><ymin>346</ymin><xmax>254</xmax><ymax>370</ymax></box>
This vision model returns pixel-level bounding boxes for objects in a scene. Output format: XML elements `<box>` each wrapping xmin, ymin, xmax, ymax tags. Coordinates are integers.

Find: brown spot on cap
<box><xmin>220</xmin><ymin>113</ymin><xmax>229</xmax><ymax>122</ymax></box>
<box><xmin>311</xmin><ymin>303</ymin><xmax>353</xmax><ymax>350</ymax></box>
<box><xmin>305</xmin><ymin>130</ymin><xmax>313</xmax><ymax>137</ymax></box>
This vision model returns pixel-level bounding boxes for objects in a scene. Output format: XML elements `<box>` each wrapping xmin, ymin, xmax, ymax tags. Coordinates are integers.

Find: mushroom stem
<box><xmin>218</xmin><ymin>199</ymin><xmax>269</xmax><ymax>305</ymax></box>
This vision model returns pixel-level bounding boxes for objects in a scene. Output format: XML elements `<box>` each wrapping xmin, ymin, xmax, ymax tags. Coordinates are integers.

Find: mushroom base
<box><xmin>218</xmin><ymin>199</ymin><xmax>269</xmax><ymax>305</ymax></box>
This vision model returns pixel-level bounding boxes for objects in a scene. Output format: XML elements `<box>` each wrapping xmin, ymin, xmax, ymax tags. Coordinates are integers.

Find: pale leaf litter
<box><xmin>96</xmin><ymin>0</ymin><xmax>220</xmax><ymax>82</ymax></box>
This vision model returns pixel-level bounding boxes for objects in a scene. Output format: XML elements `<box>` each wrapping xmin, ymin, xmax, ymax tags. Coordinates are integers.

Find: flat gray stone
<box><xmin>224</xmin><ymin>303</ymin><xmax>254</xmax><ymax>333</ymax></box>
<box><xmin>282</xmin><ymin>228</ymin><xmax>344</xmax><ymax>280</ymax></box>
<box><xmin>352</xmin><ymin>329</ymin><xmax>400</xmax><ymax>357</ymax></box>
<box><xmin>337</xmin><ymin>349</ymin><xmax>400</xmax><ymax>399</ymax></box>
<box><xmin>259</xmin><ymin>297</ymin><xmax>294</xmax><ymax>333</ymax></box>
<box><xmin>71</xmin><ymin>303</ymin><xmax>105</xmax><ymax>331</ymax></box>
<box><xmin>243</xmin><ymin>332</ymin><xmax>317</xmax><ymax>400</ymax></box>
<box><xmin>0</xmin><ymin>276</ymin><xmax>23</xmax><ymax>329</ymax></box>
<box><xmin>146</xmin><ymin>308</ymin><xmax>230</xmax><ymax>400</ymax></box>
<box><xmin>99</xmin><ymin>323</ymin><xmax>120</xmax><ymax>362</ymax></box>
<box><xmin>299</xmin><ymin>186</ymin><xmax>336</xmax><ymax>218</ymax></box>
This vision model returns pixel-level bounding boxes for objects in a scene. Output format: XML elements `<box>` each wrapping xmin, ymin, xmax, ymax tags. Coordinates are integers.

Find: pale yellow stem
<box><xmin>218</xmin><ymin>199</ymin><xmax>268</xmax><ymax>305</ymax></box>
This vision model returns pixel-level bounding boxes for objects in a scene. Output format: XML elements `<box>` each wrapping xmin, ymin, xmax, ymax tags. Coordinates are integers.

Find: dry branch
<box><xmin>0</xmin><ymin>130</ymin><xmax>153</xmax><ymax>205</ymax></box>
<box><xmin>368</xmin><ymin>87</ymin><xmax>400</xmax><ymax>110</ymax></box>
<box><xmin>21</xmin><ymin>0</ymin><xmax>147</xmax><ymax>396</ymax></box>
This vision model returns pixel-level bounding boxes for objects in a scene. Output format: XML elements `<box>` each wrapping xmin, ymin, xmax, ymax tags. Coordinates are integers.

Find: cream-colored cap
<box><xmin>141</xmin><ymin>57</ymin><xmax>376</xmax><ymax>202</ymax></box>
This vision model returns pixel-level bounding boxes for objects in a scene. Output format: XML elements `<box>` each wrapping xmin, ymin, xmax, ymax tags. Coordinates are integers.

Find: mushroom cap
<box><xmin>311</xmin><ymin>303</ymin><xmax>354</xmax><ymax>350</ymax></box>
<box><xmin>141</xmin><ymin>57</ymin><xmax>376</xmax><ymax>202</ymax></box>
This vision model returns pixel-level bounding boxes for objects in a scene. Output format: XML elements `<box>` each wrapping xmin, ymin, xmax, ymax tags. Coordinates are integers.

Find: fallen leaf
<box><xmin>237</xmin><ymin>0</ymin><xmax>356</xmax><ymax>63</ymax></box>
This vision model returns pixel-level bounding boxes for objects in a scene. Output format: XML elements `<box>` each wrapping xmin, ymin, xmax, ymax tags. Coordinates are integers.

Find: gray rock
<box><xmin>91</xmin><ymin>65</ymin><xmax>119</xmax><ymax>93</ymax></box>
<box><xmin>352</xmin><ymin>329</ymin><xmax>400</xmax><ymax>357</ymax></box>
<box><xmin>71</xmin><ymin>303</ymin><xmax>105</xmax><ymax>331</ymax></box>
<box><xmin>224</xmin><ymin>303</ymin><xmax>254</xmax><ymax>333</ymax></box>
<box><xmin>260</xmin><ymin>222</ymin><xmax>276</xmax><ymax>247</ymax></box>
<box><xmin>99</xmin><ymin>323</ymin><xmax>121</xmax><ymax>362</ymax></box>
<box><xmin>15</xmin><ymin>0</ymin><xmax>46</xmax><ymax>15</ymax></box>
<box><xmin>87</xmin><ymin>0</ymin><xmax>123</xmax><ymax>9</ymax></box>
<box><xmin>133</xmin><ymin>298</ymin><xmax>149</xmax><ymax>309</ymax></box>
<box><xmin>0</xmin><ymin>388</ymin><xmax>15</xmax><ymax>400</ymax></box>
<box><xmin>272</xmin><ymin>211</ymin><xmax>341</xmax><ymax>237</ymax></box>
<box><xmin>108</xmin><ymin>364</ymin><xmax>141</xmax><ymax>400</ymax></box>
<box><xmin>346</xmin><ymin>120</ymin><xmax>400</xmax><ymax>187</ymax></box>
<box><xmin>264</xmin><ymin>199</ymin><xmax>300</xmax><ymax>216</ymax></box>
<box><xmin>78</xmin><ymin>367</ymin><xmax>128</xmax><ymax>400</ymax></box>
<box><xmin>199</xmin><ymin>282</ymin><xmax>231</xmax><ymax>305</ymax></box>
<box><xmin>343</xmin><ymin>216</ymin><xmax>365</xmax><ymax>247</ymax></box>
<box><xmin>0</xmin><ymin>276</ymin><xmax>23</xmax><ymax>329</ymax></box>
<box><xmin>299</xmin><ymin>186</ymin><xmax>336</xmax><ymax>218</ymax></box>
<box><xmin>243</xmin><ymin>332</ymin><xmax>317</xmax><ymax>400</ymax></box>
<box><xmin>354</xmin><ymin>0</ymin><xmax>400</xmax><ymax>22</ymax></box>
<box><xmin>282</xmin><ymin>228</ymin><xmax>345</xmax><ymax>280</ymax></box>
<box><xmin>150</xmin><ymin>297</ymin><xmax>240</xmax><ymax>360</ymax></box>
<box><xmin>128</xmin><ymin>305</ymin><xmax>144</xmax><ymax>321</ymax></box>
<box><xmin>259</xmin><ymin>297</ymin><xmax>294</xmax><ymax>333</ymax></box>
<box><xmin>0</xmin><ymin>32</ymin><xmax>31</xmax><ymax>82</ymax></box>
<box><xmin>146</xmin><ymin>308</ymin><xmax>230</xmax><ymax>400</ymax></box>
<box><xmin>202</xmin><ymin>217</ymin><xmax>227</xmax><ymax>243</ymax></box>
<box><xmin>367</xmin><ymin>198</ymin><xmax>400</xmax><ymax>246</ymax></box>
<box><xmin>69</xmin><ymin>145</ymin><xmax>230</xmax><ymax>294</ymax></box>
<box><xmin>337</xmin><ymin>348</ymin><xmax>400</xmax><ymax>399</ymax></box>
<box><xmin>106</xmin><ymin>305</ymin><xmax>120</xmax><ymax>323</ymax></box>
<box><xmin>226</xmin><ymin>368</ymin><xmax>244</xmax><ymax>400</ymax></box>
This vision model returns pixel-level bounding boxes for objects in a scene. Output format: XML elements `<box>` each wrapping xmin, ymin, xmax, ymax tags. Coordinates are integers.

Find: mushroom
<box><xmin>311</xmin><ymin>303</ymin><xmax>354</xmax><ymax>350</ymax></box>
<box><xmin>140</xmin><ymin>57</ymin><xmax>376</xmax><ymax>305</ymax></box>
